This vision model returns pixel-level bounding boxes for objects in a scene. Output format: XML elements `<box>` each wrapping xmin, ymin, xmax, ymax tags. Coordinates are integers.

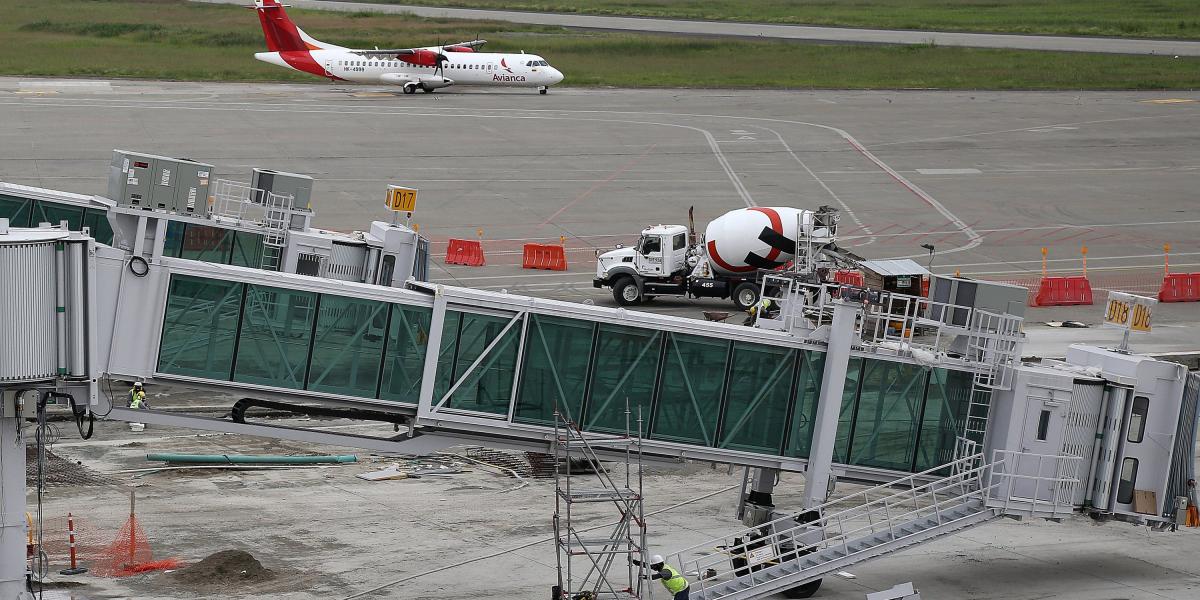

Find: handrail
<box><xmin>673</xmin><ymin>463</ymin><xmax>1000</xmax><ymax>598</ymax></box>
<box><xmin>667</xmin><ymin>453</ymin><xmax>986</xmax><ymax>561</ymax></box>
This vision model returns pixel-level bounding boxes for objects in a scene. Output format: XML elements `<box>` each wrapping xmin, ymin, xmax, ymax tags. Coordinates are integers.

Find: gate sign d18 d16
<box><xmin>385</xmin><ymin>185</ymin><xmax>418</xmax><ymax>212</ymax></box>
<box><xmin>1103</xmin><ymin>291</ymin><xmax>1155</xmax><ymax>333</ymax></box>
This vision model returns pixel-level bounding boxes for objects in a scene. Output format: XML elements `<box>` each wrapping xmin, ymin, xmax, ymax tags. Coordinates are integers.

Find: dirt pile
<box><xmin>169</xmin><ymin>549</ymin><xmax>275</xmax><ymax>588</ymax></box>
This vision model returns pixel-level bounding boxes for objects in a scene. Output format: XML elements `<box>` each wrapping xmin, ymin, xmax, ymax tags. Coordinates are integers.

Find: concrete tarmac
<box><xmin>194</xmin><ymin>0</ymin><xmax>1200</xmax><ymax>56</ymax></box>
<box><xmin>1</xmin><ymin>78</ymin><xmax>1197</xmax><ymax>352</ymax></box>
<box><xmin>7</xmin><ymin>79</ymin><xmax>1199</xmax><ymax>600</ymax></box>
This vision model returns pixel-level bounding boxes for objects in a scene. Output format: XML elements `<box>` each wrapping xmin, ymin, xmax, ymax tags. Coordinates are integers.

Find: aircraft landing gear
<box><xmin>538</xmin><ymin>86</ymin><xmax>548</xmax><ymax>95</ymax></box>
<box><xmin>403</xmin><ymin>85</ymin><xmax>416</xmax><ymax>95</ymax></box>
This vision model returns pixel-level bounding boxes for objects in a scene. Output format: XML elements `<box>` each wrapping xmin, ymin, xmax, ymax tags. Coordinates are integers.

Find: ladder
<box><xmin>553</xmin><ymin>406</ymin><xmax>648</xmax><ymax>600</ymax></box>
<box><xmin>663</xmin><ymin>454</ymin><xmax>999</xmax><ymax>600</ymax></box>
<box><xmin>257</xmin><ymin>190</ymin><xmax>292</xmax><ymax>272</ymax></box>
<box><xmin>961</xmin><ymin>310</ymin><xmax>1022</xmax><ymax>445</ymax></box>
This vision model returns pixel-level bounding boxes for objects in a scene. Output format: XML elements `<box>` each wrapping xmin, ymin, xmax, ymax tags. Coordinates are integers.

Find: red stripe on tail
<box><xmin>255</xmin><ymin>0</ymin><xmax>307</xmax><ymax>52</ymax></box>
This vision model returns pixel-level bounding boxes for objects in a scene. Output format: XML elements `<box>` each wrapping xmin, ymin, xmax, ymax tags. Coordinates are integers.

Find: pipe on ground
<box><xmin>145</xmin><ymin>453</ymin><xmax>357</xmax><ymax>464</ymax></box>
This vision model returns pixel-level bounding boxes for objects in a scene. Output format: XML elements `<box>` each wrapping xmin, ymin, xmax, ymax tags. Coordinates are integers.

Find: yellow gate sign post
<box><xmin>385</xmin><ymin>185</ymin><xmax>418</xmax><ymax>212</ymax></box>
<box><xmin>1103</xmin><ymin>291</ymin><xmax>1155</xmax><ymax>351</ymax></box>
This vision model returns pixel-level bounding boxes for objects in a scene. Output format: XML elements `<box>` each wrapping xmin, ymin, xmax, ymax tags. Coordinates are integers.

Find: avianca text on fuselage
<box><xmin>250</xmin><ymin>0</ymin><xmax>563</xmax><ymax>94</ymax></box>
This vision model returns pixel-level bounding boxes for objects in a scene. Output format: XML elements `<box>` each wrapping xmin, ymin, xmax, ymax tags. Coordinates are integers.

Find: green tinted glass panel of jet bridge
<box><xmin>306</xmin><ymin>295</ymin><xmax>388</xmax><ymax>398</ymax></box>
<box><xmin>650</xmin><ymin>333</ymin><xmax>730</xmax><ymax>446</ymax></box>
<box><xmin>833</xmin><ymin>357</ymin><xmax>865</xmax><ymax>463</ymax></box>
<box><xmin>784</xmin><ymin>350</ymin><xmax>826</xmax><ymax>459</ymax></box>
<box><xmin>379</xmin><ymin>304</ymin><xmax>433</xmax><ymax>404</ymax></box>
<box><xmin>584</xmin><ymin>323</ymin><xmax>662</xmax><ymax>434</ymax></box>
<box><xmin>848</xmin><ymin>359</ymin><xmax>929</xmax><ymax>471</ymax></box>
<box><xmin>437</xmin><ymin>310</ymin><xmax>520</xmax><ymax>416</ymax></box>
<box><xmin>514</xmin><ymin>314</ymin><xmax>595</xmax><ymax>425</ymax></box>
<box><xmin>914</xmin><ymin>368</ymin><xmax>975</xmax><ymax>472</ymax></box>
<box><xmin>157</xmin><ymin>275</ymin><xmax>244</xmax><ymax>380</ymax></box>
<box><xmin>232</xmin><ymin>284</ymin><xmax>318</xmax><ymax>389</ymax></box>
<box><xmin>718</xmin><ymin>342</ymin><xmax>796</xmax><ymax>454</ymax></box>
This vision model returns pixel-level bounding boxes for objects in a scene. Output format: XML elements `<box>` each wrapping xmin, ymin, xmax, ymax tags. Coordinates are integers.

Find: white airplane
<box><xmin>251</xmin><ymin>0</ymin><xmax>564</xmax><ymax>94</ymax></box>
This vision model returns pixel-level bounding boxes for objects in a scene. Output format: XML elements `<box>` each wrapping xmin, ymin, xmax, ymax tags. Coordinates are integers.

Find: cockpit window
<box><xmin>538</xmin><ymin>60</ymin><xmax>548</xmax><ymax>66</ymax></box>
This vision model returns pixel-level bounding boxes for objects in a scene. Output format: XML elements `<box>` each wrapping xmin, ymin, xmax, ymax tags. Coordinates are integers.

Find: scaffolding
<box><xmin>553</xmin><ymin>402</ymin><xmax>648</xmax><ymax>600</ymax></box>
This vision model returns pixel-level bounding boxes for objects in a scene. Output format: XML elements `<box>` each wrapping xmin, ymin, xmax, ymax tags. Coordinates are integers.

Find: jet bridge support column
<box><xmin>741</xmin><ymin>467</ymin><xmax>779</xmax><ymax>527</ymax></box>
<box><xmin>0</xmin><ymin>394</ymin><xmax>27</xmax><ymax>599</ymax></box>
<box><xmin>803</xmin><ymin>299</ymin><xmax>860</xmax><ymax>509</ymax></box>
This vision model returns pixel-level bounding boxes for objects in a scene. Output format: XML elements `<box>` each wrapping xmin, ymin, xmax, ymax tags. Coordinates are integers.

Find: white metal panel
<box><xmin>0</xmin><ymin>240</ymin><xmax>57</xmax><ymax>381</ymax></box>
<box><xmin>1062</xmin><ymin>380</ymin><xmax>1105</xmax><ymax>505</ymax></box>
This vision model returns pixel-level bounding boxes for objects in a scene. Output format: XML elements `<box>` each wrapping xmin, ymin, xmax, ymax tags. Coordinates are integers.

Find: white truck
<box><xmin>594</xmin><ymin>206</ymin><xmax>855</xmax><ymax>309</ymax></box>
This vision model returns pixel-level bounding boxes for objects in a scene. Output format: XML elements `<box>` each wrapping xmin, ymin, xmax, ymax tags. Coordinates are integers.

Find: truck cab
<box><xmin>595</xmin><ymin>224</ymin><xmax>690</xmax><ymax>305</ymax></box>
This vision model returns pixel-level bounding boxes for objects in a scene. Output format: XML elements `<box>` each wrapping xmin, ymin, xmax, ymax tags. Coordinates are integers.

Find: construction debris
<box><xmin>169</xmin><ymin>550</ymin><xmax>275</xmax><ymax>589</ymax></box>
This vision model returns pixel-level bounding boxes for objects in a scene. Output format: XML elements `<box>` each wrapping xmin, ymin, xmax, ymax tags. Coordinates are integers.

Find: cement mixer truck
<box><xmin>593</xmin><ymin>206</ymin><xmax>858</xmax><ymax>309</ymax></box>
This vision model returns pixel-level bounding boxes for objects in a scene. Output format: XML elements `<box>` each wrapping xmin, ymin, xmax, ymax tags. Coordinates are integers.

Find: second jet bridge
<box><xmin>94</xmin><ymin>235</ymin><xmax>1018</xmax><ymax>483</ymax></box>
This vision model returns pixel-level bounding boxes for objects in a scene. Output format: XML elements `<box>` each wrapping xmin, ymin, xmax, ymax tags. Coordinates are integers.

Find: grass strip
<box><xmin>1</xmin><ymin>0</ymin><xmax>1197</xmax><ymax>89</ymax></box>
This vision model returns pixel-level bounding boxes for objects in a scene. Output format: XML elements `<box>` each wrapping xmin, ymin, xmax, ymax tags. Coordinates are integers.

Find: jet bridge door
<box><xmin>1110</xmin><ymin>361</ymin><xmax>1184</xmax><ymax>520</ymax></box>
<box><xmin>1011</xmin><ymin>374</ymin><xmax>1073</xmax><ymax>502</ymax></box>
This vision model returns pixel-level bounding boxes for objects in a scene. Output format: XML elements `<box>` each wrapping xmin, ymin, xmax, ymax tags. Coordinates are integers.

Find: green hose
<box><xmin>145</xmin><ymin>453</ymin><xmax>357</xmax><ymax>465</ymax></box>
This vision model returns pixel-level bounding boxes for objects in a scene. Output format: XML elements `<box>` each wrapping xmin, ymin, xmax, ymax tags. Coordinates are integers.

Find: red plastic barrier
<box><xmin>445</xmin><ymin>238</ymin><xmax>485</xmax><ymax>266</ymax></box>
<box><xmin>522</xmin><ymin>243</ymin><xmax>567</xmax><ymax>271</ymax></box>
<box><xmin>1159</xmin><ymin>273</ymin><xmax>1200</xmax><ymax>302</ymax></box>
<box><xmin>833</xmin><ymin>270</ymin><xmax>865</xmax><ymax>287</ymax></box>
<box><xmin>920</xmin><ymin>276</ymin><xmax>930</xmax><ymax>298</ymax></box>
<box><xmin>1033</xmin><ymin>275</ymin><xmax>1093</xmax><ymax>306</ymax></box>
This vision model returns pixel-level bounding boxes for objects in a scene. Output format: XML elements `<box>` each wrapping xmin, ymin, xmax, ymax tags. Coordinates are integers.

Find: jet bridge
<box><xmin>1</xmin><ymin>161</ymin><xmax>1197</xmax><ymax>600</ymax></box>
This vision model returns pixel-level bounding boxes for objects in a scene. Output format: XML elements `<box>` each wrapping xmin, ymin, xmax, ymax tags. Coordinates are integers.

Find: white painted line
<box><xmin>19</xmin><ymin>80</ymin><xmax>112</xmax><ymax>89</ymax></box>
<box><xmin>754</xmin><ymin>125</ymin><xmax>877</xmax><ymax>246</ymax></box>
<box><xmin>916</xmin><ymin>168</ymin><xmax>981</xmax><ymax>175</ymax></box>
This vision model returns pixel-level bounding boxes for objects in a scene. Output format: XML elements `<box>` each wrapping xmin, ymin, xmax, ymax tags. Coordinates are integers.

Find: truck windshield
<box><xmin>639</xmin><ymin>235</ymin><xmax>661</xmax><ymax>255</ymax></box>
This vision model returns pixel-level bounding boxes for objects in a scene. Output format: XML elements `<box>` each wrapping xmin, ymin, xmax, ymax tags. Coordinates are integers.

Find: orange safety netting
<box><xmin>92</xmin><ymin>514</ymin><xmax>180</xmax><ymax>577</ymax></box>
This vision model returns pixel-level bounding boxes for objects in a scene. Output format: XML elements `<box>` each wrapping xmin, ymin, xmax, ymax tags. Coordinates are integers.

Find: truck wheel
<box><xmin>732</xmin><ymin>282</ymin><xmax>759</xmax><ymax>311</ymax></box>
<box><xmin>613</xmin><ymin>277</ymin><xmax>643</xmax><ymax>306</ymax></box>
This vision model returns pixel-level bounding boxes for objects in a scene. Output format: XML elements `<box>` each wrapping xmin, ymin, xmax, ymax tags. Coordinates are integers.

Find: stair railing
<box><xmin>666</xmin><ymin>453</ymin><xmax>1000</xmax><ymax>598</ymax></box>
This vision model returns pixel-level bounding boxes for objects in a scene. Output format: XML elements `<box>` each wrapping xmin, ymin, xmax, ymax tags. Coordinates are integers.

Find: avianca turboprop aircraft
<box><xmin>251</xmin><ymin>0</ymin><xmax>564</xmax><ymax>94</ymax></box>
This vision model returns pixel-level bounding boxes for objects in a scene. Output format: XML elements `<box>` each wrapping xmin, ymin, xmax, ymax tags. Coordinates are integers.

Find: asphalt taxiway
<box><xmin>1</xmin><ymin>79</ymin><xmax>1197</xmax><ymax>351</ymax></box>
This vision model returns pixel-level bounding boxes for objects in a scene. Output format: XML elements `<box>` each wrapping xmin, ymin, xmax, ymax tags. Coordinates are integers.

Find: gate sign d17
<box><xmin>1103</xmin><ymin>291</ymin><xmax>1155</xmax><ymax>333</ymax></box>
<box><xmin>385</xmin><ymin>185</ymin><xmax>418</xmax><ymax>212</ymax></box>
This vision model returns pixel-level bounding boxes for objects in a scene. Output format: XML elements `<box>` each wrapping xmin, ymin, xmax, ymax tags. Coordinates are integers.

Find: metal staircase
<box><xmin>664</xmin><ymin>454</ymin><xmax>1000</xmax><ymax>600</ymax></box>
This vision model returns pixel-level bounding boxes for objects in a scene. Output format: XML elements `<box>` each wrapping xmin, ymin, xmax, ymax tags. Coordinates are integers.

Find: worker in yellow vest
<box><xmin>633</xmin><ymin>554</ymin><xmax>689</xmax><ymax>599</ymax></box>
<box><xmin>128</xmin><ymin>382</ymin><xmax>149</xmax><ymax>409</ymax></box>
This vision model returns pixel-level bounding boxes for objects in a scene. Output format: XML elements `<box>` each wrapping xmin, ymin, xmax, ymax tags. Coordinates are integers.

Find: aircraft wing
<box><xmin>352</xmin><ymin>40</ymin><xmax>487</xmax><ymax>57</ymax></box>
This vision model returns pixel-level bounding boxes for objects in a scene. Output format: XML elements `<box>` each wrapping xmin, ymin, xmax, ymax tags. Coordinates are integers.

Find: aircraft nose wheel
<box><xmin>539</xmin><ymin>86</ymin><xmax>548</xmax><ymax>95</ymax></box>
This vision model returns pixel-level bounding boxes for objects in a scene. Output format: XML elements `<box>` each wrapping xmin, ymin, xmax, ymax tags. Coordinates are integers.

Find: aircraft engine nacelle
<box><xmin>704</xmin><ymin>207</ymin><xmax>814</xmax><ymax>275</ymax></box>
<box><xmin>417</xmin><ymin>76</ymin><xmax>453</xmax><ymax>90</ymax></box>
<box><xmin>400</xmin><ymin>49</ymin><xmax>444</xmax><ymax>67</ymax></box>
<box><xmin>444</xmin><ymin>46</ymin><xmax>475</xmax><ymax>53</ymax></box>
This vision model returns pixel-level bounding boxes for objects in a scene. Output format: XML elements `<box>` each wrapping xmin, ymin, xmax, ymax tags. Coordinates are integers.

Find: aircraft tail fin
<box><xmin>252</xmin><ymin>0</ymin><xmax>332</xmax><ymax>52</ymax></box>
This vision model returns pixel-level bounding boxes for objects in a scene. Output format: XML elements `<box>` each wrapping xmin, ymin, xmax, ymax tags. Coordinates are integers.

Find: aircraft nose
<box><xmin>549</xmin><ymin>68</ymin><xmax>564</xmax><ymax>84</ymax></box>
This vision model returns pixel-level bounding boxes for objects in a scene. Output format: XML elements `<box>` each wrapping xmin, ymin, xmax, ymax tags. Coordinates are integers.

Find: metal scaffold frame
<box><xmin>553</xmin><ymin>401</ymin><xmax>649</xmax><ymax>600</ymax></box>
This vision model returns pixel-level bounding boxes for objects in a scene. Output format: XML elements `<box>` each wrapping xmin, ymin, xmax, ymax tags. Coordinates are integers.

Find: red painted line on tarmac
<box><xmin>1048</xmin><ymin>228</ymin><xmax>1094</xmax><ymax>244</ymax></box>
<box><xmin>871</xmin><ymin>223</ymin><xmax>900</xmax><ymax>235</ymax></box>
<box><xmin>980</xmin><ymin>229</ymin><xmax>1028</xmax><ymax>244</ymax></box>
<box><xmin>930</xmin><ymin>218</ymin><xmax>985</xmax><ymax>244</ymax></box>
<box><xmin>539</xmin><ymin>143</ymin><xmax>658</xmax><ymax>227</ymax></box>
<box><xmin>844</xmin><ymin>137</ymin><xmax>938</xmax><ymax>210</ymax></box>
<box><xmin>1084</xmin><ymin>232</ymin><xmax>1123</xmax><ymax>244</ymax></box>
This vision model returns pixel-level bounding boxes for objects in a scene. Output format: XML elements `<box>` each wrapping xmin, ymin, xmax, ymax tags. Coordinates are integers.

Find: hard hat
<box><xmin>133</xmin><ymin>381</ymin><xmax>143</xmax><ymax>388</ymax></box>
<box><xmin>650</xmin><ymin>554</ymin><xmax>664</xmax><ymax>565</ymax></box>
